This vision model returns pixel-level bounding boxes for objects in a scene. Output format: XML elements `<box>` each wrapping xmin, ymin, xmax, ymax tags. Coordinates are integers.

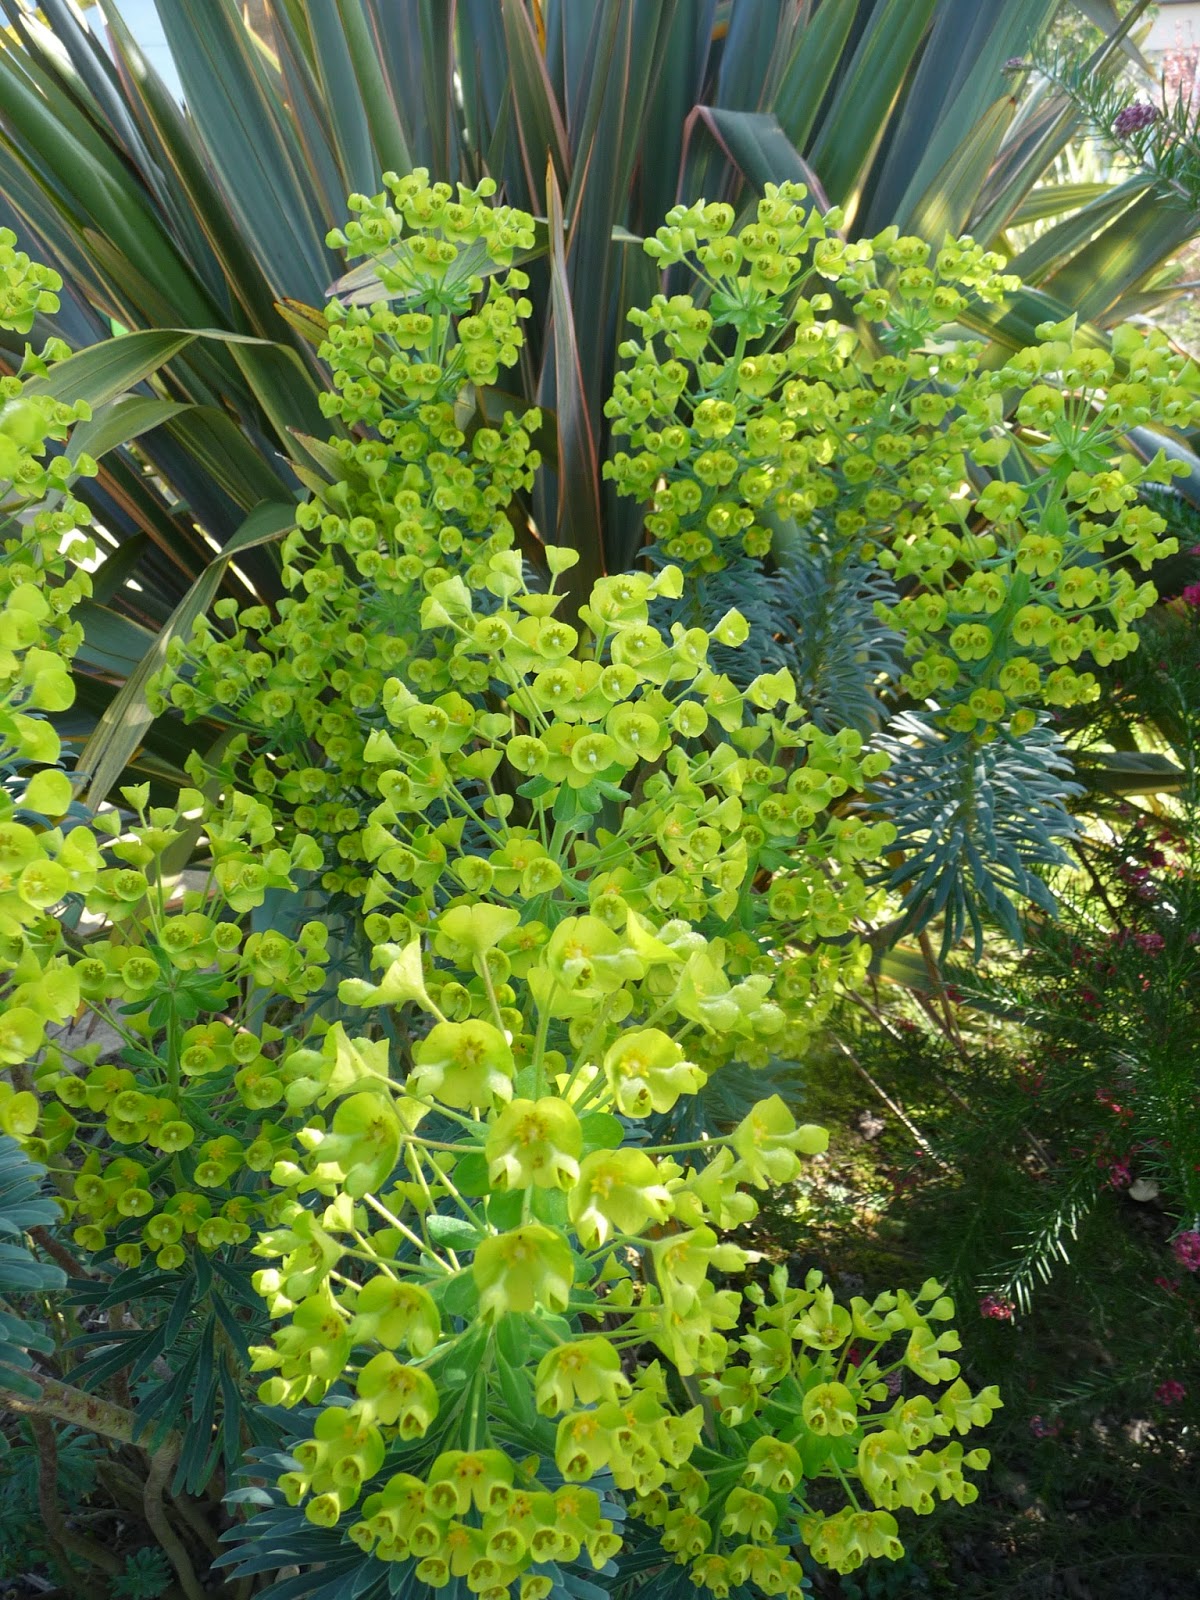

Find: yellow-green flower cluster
<box><xmin>0</xmin><ymin>229</ymin><xmax>61</xmax><ymax>335</ymax></box>
<box><xmin>0</xmin><ymin>192</ymin><xmax>1003</xmax><ymax>1598</ymax></box>
<box><xmin>0</xmin><ymin>234</ymin><xmax>100</xmax><ymax>1069</ymax></box>
<box><xmin>605</xmin><ymin>187</ymin><xmax>1190</xmax><ymax>737</ymax></box>
<box><xmin>15</xmin><ymin>787</ymin><xmax>332</xmax><ymax>1270</ymax></box>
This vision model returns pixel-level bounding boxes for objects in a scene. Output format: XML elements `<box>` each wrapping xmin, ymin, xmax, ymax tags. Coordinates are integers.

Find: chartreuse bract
<box><xmin>6</xmin><ymin>169</ymin><xmax>1199</xmax><ymax>1595</ymax></box>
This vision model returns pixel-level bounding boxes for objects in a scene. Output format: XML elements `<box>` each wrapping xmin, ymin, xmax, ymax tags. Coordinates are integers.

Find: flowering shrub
<box><xmin>4</xmin><ymin>172</ymin><xmax>1200</xmax><ymax>1597</ymax></box>
<box><xmin>605</xmin><ymin>196</ymin><xmax>1188</xmax><ymax>741</ymax></box>
<box><xmin>0</xmin><ymin>228</ymin><xmax>98</xmax><ymax>1070</ymax></box>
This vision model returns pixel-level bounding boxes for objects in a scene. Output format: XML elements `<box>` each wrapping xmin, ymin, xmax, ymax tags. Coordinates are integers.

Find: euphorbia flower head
<box><xmin>410</xmin><ymin>1018</ymin><xmax>515</xmax><ymax>1109</ymax></box>
<box><xmin>603</xmin><ymin>1027</ymin><xmax>705</xmax><ymax>1115</ymax></box>
<box><xmin>730</xmin><ymin>1094</ymin><xmax>828</xmax><ymax>1186</ymax></box>
<box><xmin>473</xmin><ymin>1222</ymin><xmax>574</xmax><ymax>1317</ymax></box>
<box><xmin>485</xmin><ymin>1096</ymin><xmax>582</xmax><ymax>1190</ymax></box>
<box><xmin>569</xmin><ymin>1147</ymin><xmax>673</xmax><ymax>1247</ymax></box>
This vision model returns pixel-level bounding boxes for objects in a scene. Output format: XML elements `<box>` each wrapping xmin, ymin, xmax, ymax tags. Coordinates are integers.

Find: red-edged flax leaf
<box><xmin>544</xmin><ymin>163</ymin><xmax>604</xmax><ymax>605</ymax></box>
<box><xmin>499</xmin><ymin>0</ymin><xmax>570</xmax><ymax>209</ymax></box>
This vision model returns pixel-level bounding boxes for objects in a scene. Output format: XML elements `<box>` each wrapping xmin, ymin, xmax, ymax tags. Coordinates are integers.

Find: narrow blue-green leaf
<box><xmin>74</xmin><ymin>601</ymin><xmax>157</xmax><ymax>678</ymax></box>
<box><xmin>68</xmin><ymin>394</ymin><xmax>187</xmax><ymax>464</ymax></box>
<box><xmin>1010</xmin><ymin>181</ymin><xmax>1114</xmax><ymax>226</ymax></box>
<box><xmin>773</xmin><ymin>0</ymin><xmax>857</xmax><ymax>152</ymax></box>
<box><xmin>28</xmin><ymin>330</ymin><xmax>195</xmax><ymax>408</ymax></box>
<box><xmin>332</xmin><ymin>0</ymin><xmax>414</xmax><ymax>178</ymax></box>
<box><xmin>0</xmin><ymin>42</ymin><xmax>219</xmax><ymax>327</ymax></box>
<box><xmin>498</xmin><ymin>0</ymin><xmax>570</xmax><ymax>205</ymax></box>
<box><xmin>1008</xmin><ymin>178</ymin><xmax>1150</xmax><ymax>287</ymax></box>
<box><xmin>863</xmin><ymin>0</ymin><xmax>1057</xmax><ymax>236</ymax></box>
<box><xmin>1043</xmin><ymin>191</ymin><xmax>1200</xmax><ymax>324</ymax></box>
<box><xmin>153</xmin><ymin>0</ymin><xmax>333</xmax><ymax>304</ymax></box>
<box><xmin>899</xmin><ymin>96</ymin><xmax>1018</xmax><ymax>244</ymax></box>
<box><xmin>806</xmin><ymin>0</ymin><xmax>940</xmax><ymax>212</ymax></box>
<box><xmin>695</xmin><ymin>107</ymin><xmax>830</xmax><ymax>201</ymax></box>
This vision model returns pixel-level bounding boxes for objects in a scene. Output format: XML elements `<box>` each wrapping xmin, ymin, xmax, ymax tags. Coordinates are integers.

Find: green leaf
<box><xmin>806</xmin><ymin>0</ymin><xmax>941</xmax><ymax>212</ymax></box>
<box><xmin>1041</xmin><ymin>190</ymin><xmax>1200</xmax><ymax>325</ymax></box>
<box><xmin>498</xmin><ymin>0</ymin><xmax>570</xmax><ymax>205</ymax></box>
<box><xmin>486</xmin><ymin>1189</ymin><xmax>525</xmax><ymax>1231</ymax></box>
<box><xmin>1008</xmin><ymin>178</ymin><xmax>1152</xmax><ymax>289</ymax></box>
<box><xmin>897</xmin><ymin>96</ymin><xmax>1017</xmax><ymax>244</ymax></box>
<box><xmin>968</xmin><ymin>84</ymin><xmax>1082</xmax><ymax>244</ymax></box>
<box><xmin>862</xmin><ymin>0</ymin><xmax>1057</xmax><ymax>236</ymax></box>
<box><xmin>773</xmin><ymin>0</ymin><xmax>858</xmax><ymax>153</ymax></box>
<box><xmin>28</xmin><ymin>330</ymin><xmax>195</xmax><ymax>409</ymax></box>
<box><xmin>67</xmin><ymin>394</ymin><xmax>188</xmax><ymax>463</ymax></box>
<box><xmin>74</xmin><ymin>499</ymin><xmax>295</xmax><ymax>804</ymax></box>
<box><xmin>440</xmin><ymin>1271</ymin><xmax>479</xmax><ymax>1318</ymax></box>
<box><xmin>495</xmin><ymin>1341</ymin><xmax>536</xmax><ymax>1423</ymax></box>
<box><xmin>451</xmin><ymin>1152</ymin><xmax>490</xmax><ymax>1197</ymax></box>
<box><xmin>1073</xmin><ymin>750</ymin><xmax>1187</xmax><ymax>797</ymax></box>
<box><xmin>426</xmin><ymin>1214</ymin><xmax>483</xmax><ymax>1249</ymax></box>
<box><xmin>224</xmin><ymin>338</ymin><xmax>332</xmax><ymax>455</ymax></box>
<box><xmin>162</xmin><ymin>405</ymin><xmax>294</xmax><ymax>510</ymax></box>
<box><xmin>580</xmin><ymin>1112</ymin><xmax>624</xmax><ymax>1151</ymax></box>
<box><xmin>0</xmin><ymin>35</ymin><xmax>220</xmax><ymax>328</ymax></box>
<box><xmin>545</xmin><ymin>164</ymin><xmax>605</xmax><ymax>602</ymax></box>
<box><xmin>693</xmin><ymin>108</ymin><xmax>828</xmax><ymax>201</ymax></box>
<box><xmin>496</xmin><ymin>1311</ymin><xmax>531</xmax><ymax>1369</ymax></box>
<box><xmin>150</xmin><ymin>0</ymin><xmax>333</xmax><ymax>305</ymax></box>
<box><xmin>306</xmin><ymin>0</ymin><xmax>413</xmax><ymax>190</ymax></box>
<box><xmin>1010</xmin><ymin>181</ymin><xmax>1114</xmax><ymax>226</ymax></box>
<box><xmin>73</xmin><ymin>601</ymin><xmax>157</xmax><ymax>678</ymax></box>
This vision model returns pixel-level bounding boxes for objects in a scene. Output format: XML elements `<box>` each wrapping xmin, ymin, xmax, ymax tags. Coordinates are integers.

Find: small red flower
<box><xmin>1029</xmin><ymin>1414</ymin><xmax>1062</xmax><ymax>1438</ymax></box>
<box><xmin>1155</xmin><ymin>1380</ymin><xmax>1187</xmax><ymax>1406</ymax></box>
<box><xmin>1170</xmin><ymin>1231</ymin><xmax>1200</xmax><ymax>1271</ymax></box>
<box><xmin>979</xmin><ymin>1293</ymin><xmax>1015</xmax><ymax>1322</ymax></box>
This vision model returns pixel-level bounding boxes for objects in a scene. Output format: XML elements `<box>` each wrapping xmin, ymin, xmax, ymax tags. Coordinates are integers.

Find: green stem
<box><xmin>530</xmin><ymin>993</ymin><xmax>555</xmax><ymax>1096</ymax></box>
<box><xmin>830</xmin><ymin>1458</ymin><xmax>863</xmax><ymax>1511</ymax></box>
<box><xmin>363</xmin><ymin>1193</ymin><xmax>453</xmax><ymax>1272</ymax></box>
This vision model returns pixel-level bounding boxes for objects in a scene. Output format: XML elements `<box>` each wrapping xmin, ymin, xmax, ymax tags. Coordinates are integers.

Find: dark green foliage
<box><xmin>772</xmin><ymin>544</ymin><xmax>903</xmax><ymax>736</ymax></box>
<box><xmin>649</xmin><ymin>549</ymin><xmax>794</xmax><ymax>687</ymax></box>
<box><xmin>0</xmin><ymin>1133</ymin><xmax>65</xmax><ymax>1397</ymax></box>
<box><xmin>870</xmin><ymin>713</ymin><xmax>1082</xmax><ymax>953</ymax></box>
<box><xmin>64</xmin><ymin>1249</ymin><xmax>278</xmax><ymax>1493</ymax></box>
<box><xmin>0</xmin><ymin>1423</ymin><xmax>100</xmax><ymax>1581</ymax></box>
<box><xmin>650</xmin><ymin>539</ymin><xmax>902</xmax><ymax>734</ymax></box>
<box><xmin>111</xmin><ymin>1545</ymin><xmax>174</xmax><ymax>1599</ymax></box>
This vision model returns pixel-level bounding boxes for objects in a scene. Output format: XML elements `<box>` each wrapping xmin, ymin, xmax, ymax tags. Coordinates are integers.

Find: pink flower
<box><xmin>1155</xmin><ymin>1380</ymin><xmax>1187</xmax><ymax>1406</ymax></box>
<box><xmin>1154</xmin><ymin>1275</ymin><xmax>1181</xmax><ymax>1295</ymax></box>
<box><xmin>1113</xmin><ymin>101</ymin><xmax>1161</xmax><ymax>137</ymax></box>
<box><xmin>1135</xmin><ymin>931</ymin><xmax>1165</xmax><ymax>953</ymax></box>
<box><xmin>1182</xmin><ymin>584</ymin><xmax>1200</xmax><ymax>607</ymax></box>
<box><xmin>1029</xmin><ymin>1414</ymin><xmax>1062</xmax><ymax>1438</ymax></box>
<box><xmin>979</xmin><ymin>1293</ymin><xmax>1015</xmax><ymax>1321</ymax></box>
<box><xmin>1108</xmin><ymin>1161</ymin><xmax>1132</xmax><ymax>1190</ymax></box>
<box><xmin>1170</xmin><ymin>1230</ymin><xmax>1200</xmax><ymax>1271</ymax></box>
